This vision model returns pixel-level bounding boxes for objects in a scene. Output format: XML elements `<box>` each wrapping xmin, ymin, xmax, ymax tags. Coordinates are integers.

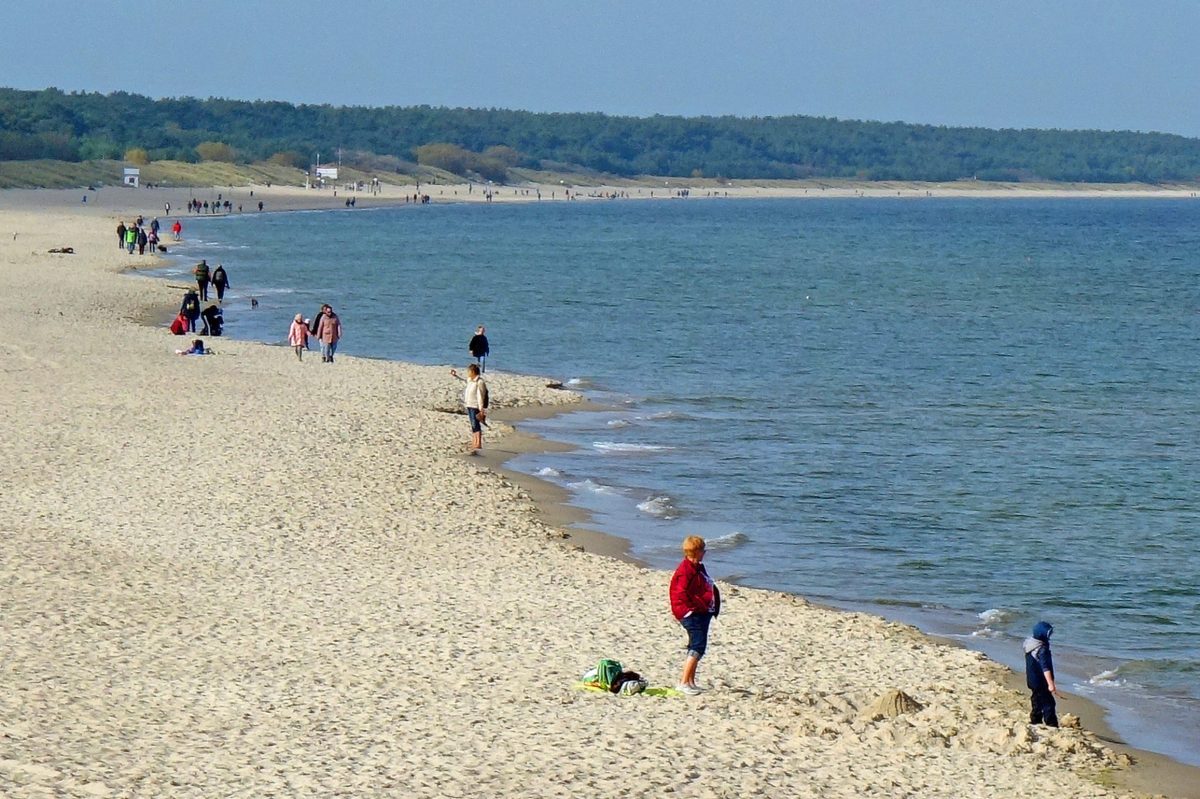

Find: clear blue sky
<box><xmin>3</xmin><ymin>0</ymin><xmax>1198</xmax><ymax>137</ymax></box>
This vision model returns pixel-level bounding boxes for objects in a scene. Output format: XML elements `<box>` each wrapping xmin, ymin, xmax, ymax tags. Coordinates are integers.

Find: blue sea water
<box><xmin>157</xmin><ymin>197</ymin><xmax>1200</xmax><ymax>765</ymax></box>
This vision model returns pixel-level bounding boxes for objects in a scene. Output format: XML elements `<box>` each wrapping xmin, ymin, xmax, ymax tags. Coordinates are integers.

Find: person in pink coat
<box><xmin>315</xmin><ymin>304</ymin><xmax>342</xmax><ymax>363</ymax></box>
<box><xmin>288</xmin><ymin>313</ymin><xmax>309</xmax><ymax>361</ymax></box>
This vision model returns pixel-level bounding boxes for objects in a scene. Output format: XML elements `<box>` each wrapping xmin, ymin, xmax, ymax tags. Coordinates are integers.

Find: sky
<box><xmin>2</xmin><ymin>0</ymin><xmax>1198</xmax><ymax>137</ymax></box>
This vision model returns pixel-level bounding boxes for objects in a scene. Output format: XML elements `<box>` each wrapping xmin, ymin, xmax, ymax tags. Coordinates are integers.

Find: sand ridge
<box><xmin>0</xmin><ymin>194</ymin><xmax>1178</xmax><ymax>798</ymax></box>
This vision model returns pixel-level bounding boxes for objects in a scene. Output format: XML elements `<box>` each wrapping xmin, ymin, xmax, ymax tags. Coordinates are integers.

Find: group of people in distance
<box><xmin>170</xmin><ymin>259</ymin><xmax>231</xmax><ymax>336</ymax></box>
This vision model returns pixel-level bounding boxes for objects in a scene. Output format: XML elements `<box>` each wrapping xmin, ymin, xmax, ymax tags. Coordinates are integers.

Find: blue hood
<box><xmin>1032</xmin><ymin>621</ymin><xmax>1054</xmax><ymax>642</ymax></box>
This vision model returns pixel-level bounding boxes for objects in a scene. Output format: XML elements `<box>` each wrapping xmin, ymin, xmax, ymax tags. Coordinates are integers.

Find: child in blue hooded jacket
<box><xmin>1023</xmin><ymin>620</ymin><xmax>1059</xmax><ymax>726</ymax></box>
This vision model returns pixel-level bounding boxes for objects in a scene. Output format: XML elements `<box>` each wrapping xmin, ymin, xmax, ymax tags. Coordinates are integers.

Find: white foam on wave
<box><xmin>1088</xmin><ymin>669</ymin><xmax>1126</xmax><ymax>688</ymax></box>
<box><xmin>970</xmin><ymin>627</ymin><xmax>1002</xmax><ymax>639</ymax></box>
<box><xmin>592</xmin><ymin>441</ymin><xmax>672</xmax><ymax>453</ymax></box>
<box><xmin>565</xmin><ymin>378</ymin><xmax>589</xmax><ymax>387</ymax></box>
<box><xmin>636</xmin><ymin>495</ymin><xmax>679</xmax><ymax>518</ymax></box>
<box><xmin>977</xmin><ymin>608</ymin><xmax>1011</xmax><ymax>625</ymax></box>
<box><xmin>606</xmin><ymin>419</ymin><xmax>632</xmax><ymax>428</ymax></box>
<box><xmin>646</xmin><ymin>410</ymin><xmax>694</xmax><ymax>421</ymax></box>
<box><xmin>568</xmin><ymin>478</ymin><xmax>623</xmax><ymax>496</ymax></box>
<box><xmin>536</xmin><ymin>467</ymin><xmax>562</xmax><ymax>478</ymax></box>
<box><xmin>704</xmin><ymin>531</ymin><xmax>750</xmax><ymax>551</ymax></box>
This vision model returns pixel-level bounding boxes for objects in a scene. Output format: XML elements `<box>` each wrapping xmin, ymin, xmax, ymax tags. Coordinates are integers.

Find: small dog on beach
<box><xmin>250</xmin><ymin>297</ymin><xmax>259</xmax><ymax>309</ymax></box>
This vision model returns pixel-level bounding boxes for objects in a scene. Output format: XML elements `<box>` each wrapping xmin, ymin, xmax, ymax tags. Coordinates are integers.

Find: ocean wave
<box><xmin>646</xmin><ymin>410</ymin><xmax>697</xmax><ymax>422</ymax></box>
<box><xmin>704</xmin><ymin>531</ymin><xmax>750</xmax><ymax>551</ymax></box>
<box><xmin>565</xmin><ymin>377</ymin><xmax>591</xmax><ymax>387</ymax></box>
<box><xmin>536</xmin><ymin>467</ymin><xmax>562</xmax><ymax>478</ymax></box>
<box><xmin>977</xmin><ymin>608</ymin><xmax>1012</xmax><ymax>625</ymax></box>
<box><xmin>606</xmin><ymin>419</ymin><xmax>632</xmax><ymax>428</ymax></box>
<box><xmin>970</xmin><ymin>627</ymin><xmax>1002</xmax><ymax>639</ymax></box>
<box><xmin>636</xmin><ymin>495</ymin><xmax>679</xmax><ymax>518</ymax></box>
<box><xmin>592</xmin><ymin>441</ymin><xmax>673</xmax><ymax>453</ymax></box>
<box><xmin>567</xmin><ymin>478</ymin><xmax>624</xmax><ymax>496</ymax></box>
<box><xmin>1088</xmin><ymin>669</ymin><xmax>1127</xmax><ymax>688</ymax></box>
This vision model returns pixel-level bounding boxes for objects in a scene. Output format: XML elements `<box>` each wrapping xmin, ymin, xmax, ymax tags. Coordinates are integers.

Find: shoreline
<box><xmin>166</xmin><ymin>193</ymin><xmax>1200</xmax><ymax>781</ymax></box>
<box><xmin>2</xmin><ymin>188</ymin><xmax>1197</xmax><ymax>797</ymax></box>
<box><xmin>110</xmin><ymin>191</ymin><xmax>1200</xmax><ymax>777</ymax></box>
<box><xmin>128</xmin><ymin>189</ymin><xmax>1200</xmax><ymax>787</ymax></box>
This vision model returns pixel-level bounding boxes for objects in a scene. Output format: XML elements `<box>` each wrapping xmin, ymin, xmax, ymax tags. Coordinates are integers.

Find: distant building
<box><xmin>123</xmin><ymin>167</ymin><xmax>141</xmax><ymax>188</ymax></box>
<box><xmin>315</xmin><ymin>166</ymin><xmax>339</xmax><ymax>180</ymax></box>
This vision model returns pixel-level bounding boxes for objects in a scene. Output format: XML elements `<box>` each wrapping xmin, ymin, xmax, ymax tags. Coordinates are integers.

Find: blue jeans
<box><xmin>681</xmin><ymin>612</ymin><xmax>712</xmax><ymax>659</ymax></box>
<box><xmin>321</xmin><ymin>341</ymin><xmax>338</xmax><ymax>361</ymax></box>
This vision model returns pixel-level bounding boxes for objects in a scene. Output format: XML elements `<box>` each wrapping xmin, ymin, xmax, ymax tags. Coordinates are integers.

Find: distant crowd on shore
<box><xmin>185</xmin><ymin>194</ymin><xmax>264</xmax><ymax>214</ymax></box>
<box><xmin>116</xmin><ymin>215</ymin><xmax>181</xmax><ymax>256</ymax></box>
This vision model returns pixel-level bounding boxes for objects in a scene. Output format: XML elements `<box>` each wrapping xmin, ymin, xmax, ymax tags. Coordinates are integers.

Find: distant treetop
<box><xmin>2</xmin><ymin>87</ymin><xmax>1199</xmax><ymax>183</ymax></box>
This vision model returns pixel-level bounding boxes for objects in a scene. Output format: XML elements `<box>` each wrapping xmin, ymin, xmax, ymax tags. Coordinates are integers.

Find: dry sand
<box><xmin>1</xmin><ymin>188</ymin><xmax>1196</xmax><ymax>798</ymax></box>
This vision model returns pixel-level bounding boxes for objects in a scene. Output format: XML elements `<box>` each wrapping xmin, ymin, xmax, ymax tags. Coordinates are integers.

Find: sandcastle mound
<box><xmin>858</xmin><ymin>689</ymin><xmax>924</xmax><ymax>721</ymax></box>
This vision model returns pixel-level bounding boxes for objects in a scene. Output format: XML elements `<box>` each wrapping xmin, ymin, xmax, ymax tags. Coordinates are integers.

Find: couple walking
<box><xmin>287</xmin><ymin>304</ymin><xmax>341</xmax><ymax>362</ymax></box>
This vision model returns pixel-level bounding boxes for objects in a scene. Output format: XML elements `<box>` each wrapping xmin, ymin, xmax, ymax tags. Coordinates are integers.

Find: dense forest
<box><xmin>3</xmin><ymin>87</ymin><xmax>1200</xmax><ymax>183</ymax></box>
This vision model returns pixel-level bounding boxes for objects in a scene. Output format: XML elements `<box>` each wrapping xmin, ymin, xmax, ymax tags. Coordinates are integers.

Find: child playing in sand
<box><xmin>1023</xmin><ymin>621</ymin><xmax>1058</xmax><ymax>726</ymax></box>
<box><xmin>288</xmin><ymin>314</ymin><xmax>309</xmax><ymax>360</ymax></box>
<box><xmin>669</xmin><ymin>535</ymin><xmax>720</xmax><ymax>695</ymax></box>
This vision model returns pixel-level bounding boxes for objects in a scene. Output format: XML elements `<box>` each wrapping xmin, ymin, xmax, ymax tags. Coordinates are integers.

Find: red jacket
<box><xmin>670</xmin><ymin>558</ymin><xmax>717</xmax><ymax>621</ymax></box>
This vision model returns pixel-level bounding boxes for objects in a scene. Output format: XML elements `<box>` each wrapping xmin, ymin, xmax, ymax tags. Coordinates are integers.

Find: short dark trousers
<box><xmin>467</xmin><ymin>407</ymin><xmax>482</xmax><ymax>433</ymax></box>
<box><xmin>681</xmin><ymin>611</ymin><xmax>712</xmax><ymax>659</ymax></box>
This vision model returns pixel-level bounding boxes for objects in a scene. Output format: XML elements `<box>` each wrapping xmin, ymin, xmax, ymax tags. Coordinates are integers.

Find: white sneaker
<box><xmin>676</xmin><ymin>683</ymin><xmax>701</xmax><ymax>696</ymax></box>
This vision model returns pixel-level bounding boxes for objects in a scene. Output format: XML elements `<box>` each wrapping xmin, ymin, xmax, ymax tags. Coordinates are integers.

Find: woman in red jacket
<box><xmin>669</xmin><ymin>535</ymin><xmax>720</xmax><ymax>695</ymax></box>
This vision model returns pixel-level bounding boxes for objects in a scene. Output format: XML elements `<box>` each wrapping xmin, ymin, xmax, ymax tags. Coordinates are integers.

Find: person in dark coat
<box><xmin>116</xmin><ymin>222</ymin><xmax>126</xmax><ymax>249</ymax></box>
<box><xmin>194</xmin><ymin>260</ymin><xmax>210</xmax><ymax>300</ymax></box>
<box><xmin>211</xmin><ymin>264</ymin><xmax>230</xmax><ymax>302</ymax></box>
<box><xmin>1023</xmin><ymin>621</ymin><xmax>1059</xmax><ymax>727</ymax></box>
<box><xmin>200</xmin><ymin>304</ymin><xmax>223</xmax><ymax>336</ymax></box>
<box><xmin>468</xmin><ymin>325</ymin><xmax>490</xmax><ymax>373</ymax></box>
<box><xmin>180</xmin><ymin>291</ymin><xmax>202</xmax><ymax>333</ymax></box>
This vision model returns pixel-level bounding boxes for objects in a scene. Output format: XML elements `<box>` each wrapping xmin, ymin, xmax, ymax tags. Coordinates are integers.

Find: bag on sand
<box><xmin>595</xmin><ymin>659</ymin><xmax>623</xmax><ymax>690</ymax></box>
<box><xmin>610</xmin><ymin>670</ymin><xmax>647</xmax><ymax>695</ymax></box>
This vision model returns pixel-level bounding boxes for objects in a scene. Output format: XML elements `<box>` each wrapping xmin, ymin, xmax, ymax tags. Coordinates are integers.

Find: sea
<box><xmin>151</xmin><ymin>196</ymin><xmax>1200</xmax><ymax>766</ymax></box>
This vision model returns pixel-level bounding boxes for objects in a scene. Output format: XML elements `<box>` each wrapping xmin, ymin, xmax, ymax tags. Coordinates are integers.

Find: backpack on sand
<box><xmin>595</xmin><ymin>658</ymin><xmax>622</xmax><ymax>690</ymax></box>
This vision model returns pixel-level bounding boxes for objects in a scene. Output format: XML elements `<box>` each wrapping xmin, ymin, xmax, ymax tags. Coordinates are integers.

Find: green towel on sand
<box><xmin>573</xmin><ymin>681</ymin><xmax>682</xmax><ymax>697</ymax></box>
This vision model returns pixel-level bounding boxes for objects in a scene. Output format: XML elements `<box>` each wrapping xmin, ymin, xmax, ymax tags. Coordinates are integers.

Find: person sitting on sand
<box><xmin>176</xmin><ymin>339</ymin><xmax>208</xmax><ymax>355</ymax></box>
<box><xmin>669</xmin><ymin>535</ymin><xmax>720</xmax><ymax>696</ymax></box>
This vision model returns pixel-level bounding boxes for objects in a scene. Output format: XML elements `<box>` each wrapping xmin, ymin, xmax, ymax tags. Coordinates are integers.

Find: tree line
<box><xmin>2</xmin><ymin>87</ymin><xmax>1200</xmax><ymax>183</ymax></box>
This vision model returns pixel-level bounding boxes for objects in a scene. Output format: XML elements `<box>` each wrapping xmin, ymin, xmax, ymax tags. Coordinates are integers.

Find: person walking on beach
<box><xmin>451</xmin><ymin>364</ymin><xmax>489</xmax><ymax>452</ymax></box>
<box><xmin>172</xmin><ymin>220</ymin><xmax>182</xmax><ymax>240</ymax></box>
<box><xmin>670</xmin><ymin>535</ymin><xmax>720</xmax><ymax>696</ymax></box>
<box><xmin>468</xmin><ymin>325</ymin><xmax>490</xmax><ymax>373</ymax></box>
<box><xmin>315</xmin><ymin>304</ymin><xmax>342</xmax><ymax>363</ymax></box>
<box><xmin>193</xmin><ymin>259</ymin><xmax>210</xmax><ymax>301</ymax></box>
<box><xmin>211</xmin><ymin>264</ymin><xmax>230</xmax><ymax>302</ymax></box>
<box><xmin>116</xmin><ymin>221</ymin><xmax>126</xmax><ymax>249</ymax></box>
<box><xmin>1024</xmin><ymin>621</ymin><xmax>1059</xmax><ymax>727</ymax></box>
<box><xmin>288</xmin><ymin>313</ymin><xmax>309</xmax><ymax>361</ymax></box>
<box><xmin>125</xmin><ymin>225</ymin><xmax>137</xmax><ymax>253</ymax></box>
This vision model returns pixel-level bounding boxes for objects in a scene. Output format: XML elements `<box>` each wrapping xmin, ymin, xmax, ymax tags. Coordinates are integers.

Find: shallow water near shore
<box><xmin>158</xmin><ymin>196</ymin><xmax>1200</xmax><ymax>766</ymax></box>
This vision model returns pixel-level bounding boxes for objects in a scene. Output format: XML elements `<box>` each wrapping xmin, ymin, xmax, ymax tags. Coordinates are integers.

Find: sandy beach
<box><xmin>2</xmin><ymin>188</ymin><xmax>1197</xmax><ymax>798</ymax></box>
